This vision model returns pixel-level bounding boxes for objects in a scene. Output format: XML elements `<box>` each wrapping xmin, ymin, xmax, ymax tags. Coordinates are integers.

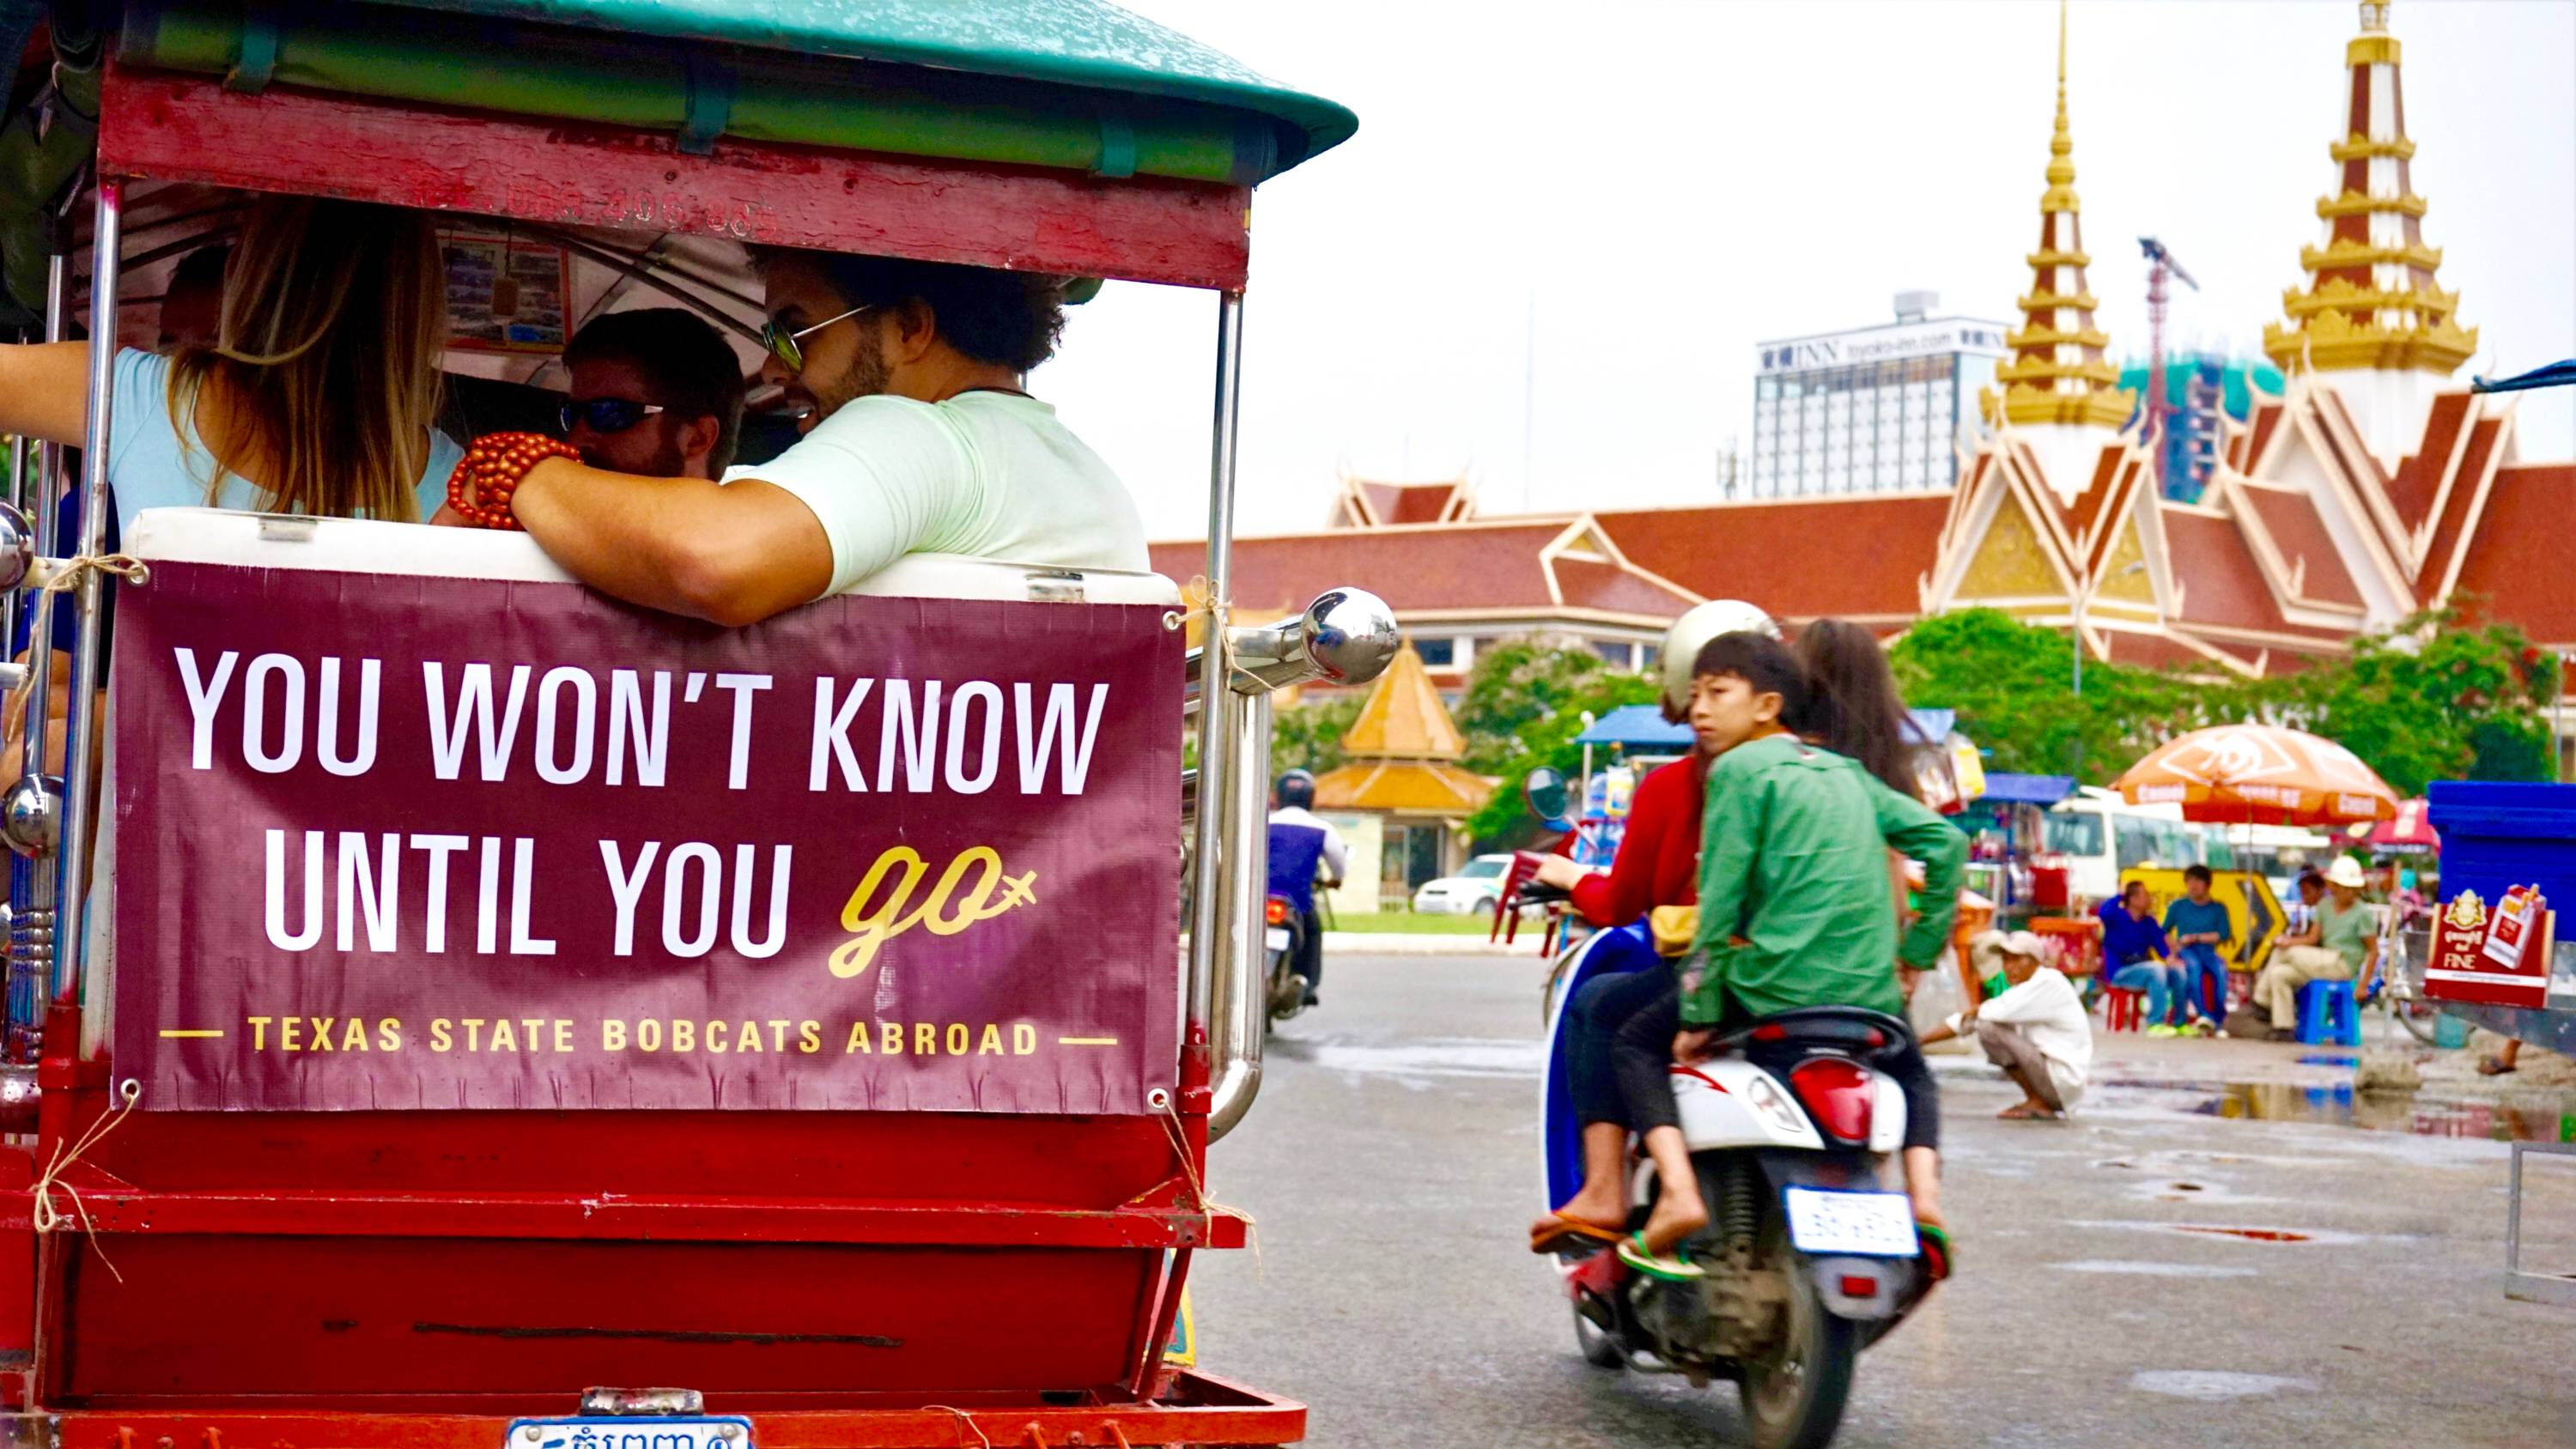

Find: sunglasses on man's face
<box><xmin>559</xmin><ymin>397</ymin><xmax>666</xmax><ymax>435</ymax></box>
<box><xmin>762</xmin><ymin>303</ymin><xmax>874</xmax><ymax>374</ymax></box>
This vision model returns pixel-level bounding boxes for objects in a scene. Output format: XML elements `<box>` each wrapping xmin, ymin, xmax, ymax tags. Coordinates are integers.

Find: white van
<box><xmin>2041</xmin><ymin>788</ymin><xmax>2336</xmax><ymax>906</ymax></box>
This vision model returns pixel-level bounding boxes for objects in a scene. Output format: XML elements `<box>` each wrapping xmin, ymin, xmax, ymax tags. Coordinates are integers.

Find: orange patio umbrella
<box><xmin>2113</xmin><ymin>723</ymin><xmax>2400</xmax><ymax>826</ymax></box>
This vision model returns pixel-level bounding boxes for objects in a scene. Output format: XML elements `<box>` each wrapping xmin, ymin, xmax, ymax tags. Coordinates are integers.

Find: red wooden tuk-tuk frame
<box><xmin>0</xmin><ymin>29</ymin><xmax>1335</xmax><ymax>1447</ymax></box>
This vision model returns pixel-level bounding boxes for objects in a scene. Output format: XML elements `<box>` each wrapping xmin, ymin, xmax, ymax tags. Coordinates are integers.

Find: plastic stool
<box><xmin>2103</xmin><ymin>985</ymin><xmax>2143</xmax><ymax>1033</ymax></box>
<box><xmin>2297</xmin><ymin>979</ymin><xmax>2360</xmax><ymax>1046</ymax></box>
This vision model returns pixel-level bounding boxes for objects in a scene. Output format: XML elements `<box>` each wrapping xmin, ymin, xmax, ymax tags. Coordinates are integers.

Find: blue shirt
<box><xmin>107</xmin><ymin>349</ymin><xmax>459</xmax><ymax>534</ymax></box>
<box><xmin>2163</xmin><ymin>897</ymin><xmax>2233</xmax><ymax>950</ymax></box>
<box><xmin>2098</xmin><ymin>898</ymin><xmax>2170</xmax><ymax>966</ymax></box>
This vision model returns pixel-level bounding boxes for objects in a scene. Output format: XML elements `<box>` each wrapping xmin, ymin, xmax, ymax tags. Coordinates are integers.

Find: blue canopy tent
<box><xmin>2471</xmin><ymin>360</ymin><xmax>2576</xmax><ymax>395</ymax></box>
<box><xmin>1981</xmin><ymin>773</ymin><xmax>2077</xmax><ymax>806</ymax></box>
<box><xmin>1575</xmin><ymin>705</ymin><xmax>1691</xmax><ymax>751</ymax></box>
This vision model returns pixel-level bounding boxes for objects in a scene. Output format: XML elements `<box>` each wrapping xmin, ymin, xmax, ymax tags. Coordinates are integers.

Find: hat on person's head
<box><xmin>2325</xmin><ymin>856</ymin><xmax>2368</xmax><ymax>889</ymax></box>
<box><xmin>2000</xmin><ymin>931</ymin><xmax>2048</xmax><ymax>960</ymax></box>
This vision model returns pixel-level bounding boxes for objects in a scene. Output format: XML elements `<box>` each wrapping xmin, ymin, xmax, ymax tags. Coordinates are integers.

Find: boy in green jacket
<box><xmin>1610</xmin><ymin>632</ymin><xmax>1964</xmax><ymax>1281</ymax></box>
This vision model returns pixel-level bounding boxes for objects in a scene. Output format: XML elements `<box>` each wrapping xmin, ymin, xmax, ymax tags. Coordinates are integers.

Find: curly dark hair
<box><xmin>763</xmin><ymin>247</ymin><xmax>1069</xmax><ymax>373</ymax></box>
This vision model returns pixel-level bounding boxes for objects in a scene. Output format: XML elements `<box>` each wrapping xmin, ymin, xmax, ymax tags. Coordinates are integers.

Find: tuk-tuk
<box><xmin>0</xmin><ymin>3</ymin><xmax>1394</xmax><ymax>1444</ymax></box>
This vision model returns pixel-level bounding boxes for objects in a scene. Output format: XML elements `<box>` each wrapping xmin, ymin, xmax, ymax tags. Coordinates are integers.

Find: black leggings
<box><xmin>1607</xmin><ymin>979</ymin><xmax>1941</xmax><ymax>1151</ymax></box>
<box><xmin>1568</xmin><ymin>965</ymin><xmax>1676</xmax><ymax>1129</ymax></box>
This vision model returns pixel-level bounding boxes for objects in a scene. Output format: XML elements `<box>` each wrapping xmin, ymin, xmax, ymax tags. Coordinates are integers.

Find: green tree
<box><xmin>2256</xmin><ymin>604</ymin><xmax>2556</xmax><ymax>796</ymax></box>
<box><xmin>1455</xmin><ymin>640</ymin><xmax>1657</xmax><ymax>845</ymax></box>
<box><xmin>1269</xmin><ymin>692</ymin><xmax>1364</xmax><ymax>779</ymax></box>
<box><xmin>1886</xmin><ymin>609</ymin><xmax>2200</xmax><ymax>785</ymax></box>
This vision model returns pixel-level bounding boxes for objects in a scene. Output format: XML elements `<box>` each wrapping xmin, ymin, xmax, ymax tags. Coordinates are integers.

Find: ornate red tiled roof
<box><xmin>2233</xmin><ymin>482</ymin><xmax>2365</xmax><ymax>609</ymax></box>
<box><xmin>2243</xmin><ymin>399</ymin><xmax>2287</xmax><ymax>473</ymax></box>
<box><xmin>2419</xmin><ymin>415</ymin><xmax>2507</xmax><ymax>600</ymax></box>
<box><xmin>2448</xmin><ymin>463</ymin><xmax>2576</xmax><ymax>644</ymax></box>
<box><xmin>1352</xmin><ymin>478</ymin><xmax>1470</xmax><ymax>527</ymax></box>
<box><xmin>1592</xmin><ymin>496</ymin><xmax>1951</xmax><ymax>621</ymax></box>
<box><xmin>1146</xmin><ymin>520</ymin><xmax>1577</xmax><ymax>617</ymax></box>
<box><xmin>2156</xmin><ymin>506</ymin><xmax>2311</xmax><ymax>638</ymax></box>
<box><xmin>1549</xmin><ymin>557</ymin><xmax>1699</xmax><ymax>616</ymax></box>
<box><xmin>2387</xmin><ymin>392</ymin><xmax>2473</xmax><ymax>539</ymax></box>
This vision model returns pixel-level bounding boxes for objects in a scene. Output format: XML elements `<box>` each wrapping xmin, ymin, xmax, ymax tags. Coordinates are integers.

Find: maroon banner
<box><xmin>111</xmin><ymin>562</ymin><xmax>1182</xmax><ymax>1113</ymax></box>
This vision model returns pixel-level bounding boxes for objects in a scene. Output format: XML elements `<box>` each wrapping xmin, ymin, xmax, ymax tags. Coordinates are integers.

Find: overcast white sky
<box><xmin>1036</xmin><ymin>0</ymin><xmax>2576</xmax><ymax>543</ymax></box>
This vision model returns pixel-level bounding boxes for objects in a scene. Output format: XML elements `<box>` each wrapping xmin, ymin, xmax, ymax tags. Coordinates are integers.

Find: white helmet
<box><xmin>1659</xmin><ymin>599</ymin><xmax>1780</xmax><ymax>717</ymax></box>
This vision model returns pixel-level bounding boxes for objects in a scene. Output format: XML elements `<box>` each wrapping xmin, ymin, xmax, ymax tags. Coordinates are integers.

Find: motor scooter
<box><xmin>1262</xmin><ymin>891</ymin><xmax>1310</xmax><ymax>1027</ymax></box>
<box><xmin>1508</xmin><ymin>769</ymin><xmax>1930</xmax><ymax>1449</ymax></box>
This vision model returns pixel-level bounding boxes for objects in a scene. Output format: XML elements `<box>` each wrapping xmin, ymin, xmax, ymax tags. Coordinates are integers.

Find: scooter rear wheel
<box><xmin>1571</xmin><ymin>1294</ymin><xmax>1625</xmax><ymax>1368</ymax></box>
<box><xmin>1735</xmin><ymin>1217</ymin><xmax>1858</xmax><ymax>1449</ymax></box>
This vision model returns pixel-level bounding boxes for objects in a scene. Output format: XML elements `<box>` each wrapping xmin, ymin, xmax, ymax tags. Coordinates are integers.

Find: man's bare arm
<box><xmin>509</xmin><ymin>458</ymin><xmax>835</xmax><ymax>626</ymax></box>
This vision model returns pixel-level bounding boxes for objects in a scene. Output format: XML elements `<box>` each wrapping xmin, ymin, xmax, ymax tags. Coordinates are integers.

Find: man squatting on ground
<box><xmin>1922</xmin><ymin>931</ymin><xmax>2092</xmax><ymax>1121</ymax></box>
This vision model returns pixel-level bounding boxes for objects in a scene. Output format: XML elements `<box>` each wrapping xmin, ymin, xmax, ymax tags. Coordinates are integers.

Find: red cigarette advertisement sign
<box><xmin>2423</xmin><ymin>886</ymin><xmax>2553</xmax><ymax>1009</ymax></box>
<box><xmin>111</xmin><ymin>561</ymin><xmax>1182</xmax><ymax>1113</ymax></box>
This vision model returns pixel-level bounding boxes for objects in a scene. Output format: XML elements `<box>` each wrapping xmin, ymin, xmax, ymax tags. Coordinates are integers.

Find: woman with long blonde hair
<box><xmin>0</xmin><ymin>193</ymin><xmax>456</xmax><ymax>529</ymax></box>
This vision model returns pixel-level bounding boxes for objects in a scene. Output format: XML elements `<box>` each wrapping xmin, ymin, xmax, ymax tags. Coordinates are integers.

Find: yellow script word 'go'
<box><xmin>831</xmin><ymin>845</ymin><xmax>1037</xmax><ymax>979</ymax></box>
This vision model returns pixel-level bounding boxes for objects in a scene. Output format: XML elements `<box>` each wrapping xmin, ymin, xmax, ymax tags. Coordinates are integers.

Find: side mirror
<box><xmin>1525</xmin><ymin>767</ymin><xmax>1570</xmax><ymax>825</ymax></box>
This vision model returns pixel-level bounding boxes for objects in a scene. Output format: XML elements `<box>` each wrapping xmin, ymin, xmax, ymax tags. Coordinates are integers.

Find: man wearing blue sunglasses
<box><xmin>560</xmin><ymin>309</ymin><xmax>747</xmax><ymax>482</ymax></box>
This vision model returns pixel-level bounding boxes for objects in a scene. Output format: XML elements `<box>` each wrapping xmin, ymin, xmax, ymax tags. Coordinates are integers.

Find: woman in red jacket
<box><xmin>1529</xmin><ymin>600</ymin><xmax>1772</xmax><ymax>1252</ymax></box>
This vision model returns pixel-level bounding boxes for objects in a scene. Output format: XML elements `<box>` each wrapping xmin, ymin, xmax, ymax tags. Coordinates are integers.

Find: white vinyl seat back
<box><xmin>122</xmin><ymin>507</ymin><xmax>1185</xmax><ymax>607</ymax></box>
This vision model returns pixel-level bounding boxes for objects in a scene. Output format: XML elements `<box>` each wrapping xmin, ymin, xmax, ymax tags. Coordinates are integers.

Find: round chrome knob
<box><xmin>2</xmin><ymin>774</ymin><xmax>62</xmax><ymax>858</ymax></box>
<box><xmin>1300</xmin><ymin>587</ymin><xmax>1400</xmax><ymax>686</ymax></box>
<box><xmin>0</xmin><ymin>503</ymin><xmax>31</xmax><ymax>594</ymax></box>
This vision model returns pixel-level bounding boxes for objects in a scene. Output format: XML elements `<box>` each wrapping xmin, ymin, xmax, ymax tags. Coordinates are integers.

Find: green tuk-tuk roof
<box><xmin>350</xmin><ymin>0</ymin><xmax>1358</xmax><ymax>173</ymax></box>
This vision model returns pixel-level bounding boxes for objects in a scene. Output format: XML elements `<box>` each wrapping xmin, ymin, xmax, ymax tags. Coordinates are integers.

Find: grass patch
<box><xmin>1325</xmin><ymin>910</ymin><xmax>1497</xmax><ymax>935</ymax></box>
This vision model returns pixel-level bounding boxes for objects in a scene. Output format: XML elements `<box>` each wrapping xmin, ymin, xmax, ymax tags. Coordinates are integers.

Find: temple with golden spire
<box><xmin>2262</xmin><ymin>0</ymin><xmax>2479</xmax><ymax>463</ymax></box>
<box><xmin>1986</xmin><ymin>0</ymin><xmax>2133</xmax><ymax>437</ymax></box>
<box><xmin>1167</xmin><ymin>0</ymin><xmax>2576</xmax><ymax>747</ymax></box>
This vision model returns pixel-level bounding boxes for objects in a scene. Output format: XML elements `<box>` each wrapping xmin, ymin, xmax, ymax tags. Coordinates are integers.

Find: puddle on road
<box><xmin>1279</xmin><ymin>1037</ymin><xmax>1542</xmax><ymax>1082</ymax></box>
<box><xmin>2099</xmin><ymin>1077</ymin><xmax>2576</xmax><ymax>1143</ymax></box>
<box><xmin>2049</xmin><ymin>1260</ymin><xmax>2259</xmax><ymax>1277</ymax></box>
<box><xmin>2129</xmin><ymin>1370</ymin><xmax>2315</xmax><ymax>1401</ymax></box>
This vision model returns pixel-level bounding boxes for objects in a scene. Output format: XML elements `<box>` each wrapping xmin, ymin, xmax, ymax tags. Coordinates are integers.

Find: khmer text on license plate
<box><xmin>1265</xmin><ymin>927</ymin><xmax>1291</xmax><ymax>951</ymax></box>
<box><xmin>506</xmin><ymin>1419</ymin><xmax>753</xmax><ymax>1449</ymax></box>
<box><xmin>1783</xmin><ymin>1187</ymin><xmax>1918</xmax><ymax>1258</ymax></box>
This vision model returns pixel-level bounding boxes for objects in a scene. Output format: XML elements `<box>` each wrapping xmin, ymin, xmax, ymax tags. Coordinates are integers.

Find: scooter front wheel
<box><xmin>1737</xmin><ymin>1221</ymin><xmax>1858</xmax><ymax>1449</ymax></box>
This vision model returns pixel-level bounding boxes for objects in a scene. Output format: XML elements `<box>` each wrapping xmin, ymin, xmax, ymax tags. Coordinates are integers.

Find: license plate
<box><xmin>506</xmin><ymin>1419</ymin><xmax>753</xmax><ymax>1449</ymax></box>
<box><xmin>1265</xmin><ymin>927</ymin><xmax>1291</xmax><ymax>951</ymax></box>
<box><xmin>1783</xmin><ymin>1186</ymin><xmax>1918</xmax><ymax>1258</ymax></box>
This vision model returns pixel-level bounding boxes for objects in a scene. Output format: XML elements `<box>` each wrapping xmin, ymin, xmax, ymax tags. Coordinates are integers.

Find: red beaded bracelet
<box><xmin>447</xmin><ymin>432</ymin><xmax>580</xmax><ymax>530</ymax></box>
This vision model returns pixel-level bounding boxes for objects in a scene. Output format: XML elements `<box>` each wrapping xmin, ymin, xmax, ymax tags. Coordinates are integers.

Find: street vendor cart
<box><xmin>0</xmin><ymin>2</ymin><xmax>1394</xmax><ymax>1443</ymax></box>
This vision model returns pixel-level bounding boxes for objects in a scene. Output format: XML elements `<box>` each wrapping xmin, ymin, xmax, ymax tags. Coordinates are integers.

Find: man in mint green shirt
<box><xmin>1605</xmin><ymin>632</ymin><xmax>1964</xmax><ymax>1281</ymax></box>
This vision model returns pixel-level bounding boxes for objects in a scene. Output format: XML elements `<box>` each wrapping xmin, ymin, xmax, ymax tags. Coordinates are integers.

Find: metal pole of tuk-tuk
<box><xmin>1185</xmin><ymin>294</ymin><xmax>1244</xmax><ymax>1057</ymax></box>
<box><xmin>55</xmin><ymin>179</ymin><xmax>119</xmax><ymax>1021</ymax></box>
<box><xmin>5</xmin><ymin>240</ymin><xmax>75</xmax><ymax>1060</ymax></box>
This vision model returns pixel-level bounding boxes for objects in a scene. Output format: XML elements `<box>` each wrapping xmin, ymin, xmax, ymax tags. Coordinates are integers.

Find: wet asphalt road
<box><xmin>1192</xmin><ymin>952</ymin><xmax>2576</xmax><ymax>1449</ymax></box>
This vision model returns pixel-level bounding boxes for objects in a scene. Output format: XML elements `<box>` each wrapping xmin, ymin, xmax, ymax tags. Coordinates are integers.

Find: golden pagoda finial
<box><xmin>2044</xmin><ymin>0</ymin><xmax>2074</xmax><ymax>188</ymax></box>
<box><xmin>2263</xmin><ymin>0</ymin><xmax>2475</xmax><ymax>375</ymax></box>
<box><xmin>1985</xmin><ymin>0</ymin><xmax>2134</xmax><ymax>430</ymax></box>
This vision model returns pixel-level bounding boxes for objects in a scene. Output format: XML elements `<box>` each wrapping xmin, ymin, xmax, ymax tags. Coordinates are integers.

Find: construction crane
<box><xmin>2137</xmin><ymin>237</ymin><xmax>2200</xmax><ymax>494</ymax></box>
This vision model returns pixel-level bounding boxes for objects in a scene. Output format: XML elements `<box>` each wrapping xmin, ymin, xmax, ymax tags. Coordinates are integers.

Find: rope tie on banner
<box><xmin>1163</xmin><ymin>573</ymin><xmax>1226</xmax><ymax>634</ymax></box>
<box><xmin>37</xmin><ymin>554</ymin><xmax>149</xmax><ymax>593</ymax></box>
<box><xmin>1156</xmin><ymin>1094</ymin><xmax>1260</xmax><ymax>1278</ymax></box>
<box><xmin>31</xmin><ymin>1077</ymin><xmax>142</xmax><ymax>1282</ymax></box>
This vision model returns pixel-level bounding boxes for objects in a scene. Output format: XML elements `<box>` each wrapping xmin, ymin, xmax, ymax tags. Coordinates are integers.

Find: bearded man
<box><xmin>474</xmin><ymin>248</ymin><xmax>1145</xmax><ymax>625</ymax></box>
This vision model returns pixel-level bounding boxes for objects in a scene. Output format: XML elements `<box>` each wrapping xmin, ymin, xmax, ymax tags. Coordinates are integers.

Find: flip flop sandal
<box><xmin>1529</xmin><ymin>1216</ymin><xmax>1625</xmax><ymax>1254</ymax></box>
<box><xmin>1916</xmin><ymin>1222</ymin><xmax>1953</xmax><ymax>1282</ymax></box>
<box><xmin>1615</xmin><ymin>1231</ymin><xmax>1706</xmax><ymax>1282</ymax></box>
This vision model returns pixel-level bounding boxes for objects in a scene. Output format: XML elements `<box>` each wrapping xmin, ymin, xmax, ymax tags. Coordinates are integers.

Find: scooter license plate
<box><xmin>505</xmin><ymin>1419</ymin><xmax>752</xmax><ymax>1449</ymax></box>
<box><xmin>1783</xmin><ymin>1187</ymin><xmax>1918</xmax><ymax>1258</ymax></box>
<box><xmin>1265</xmin><ymin>927</ymin><xmax>1291</xmax><ymax>951</ymax></box>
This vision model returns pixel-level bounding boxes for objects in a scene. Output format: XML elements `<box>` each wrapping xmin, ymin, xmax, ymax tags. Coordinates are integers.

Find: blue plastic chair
<box><xmin>2297</xmin><ymin>979</ymin><xmax>2361</xmax><ymax>1047</ymax></box>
